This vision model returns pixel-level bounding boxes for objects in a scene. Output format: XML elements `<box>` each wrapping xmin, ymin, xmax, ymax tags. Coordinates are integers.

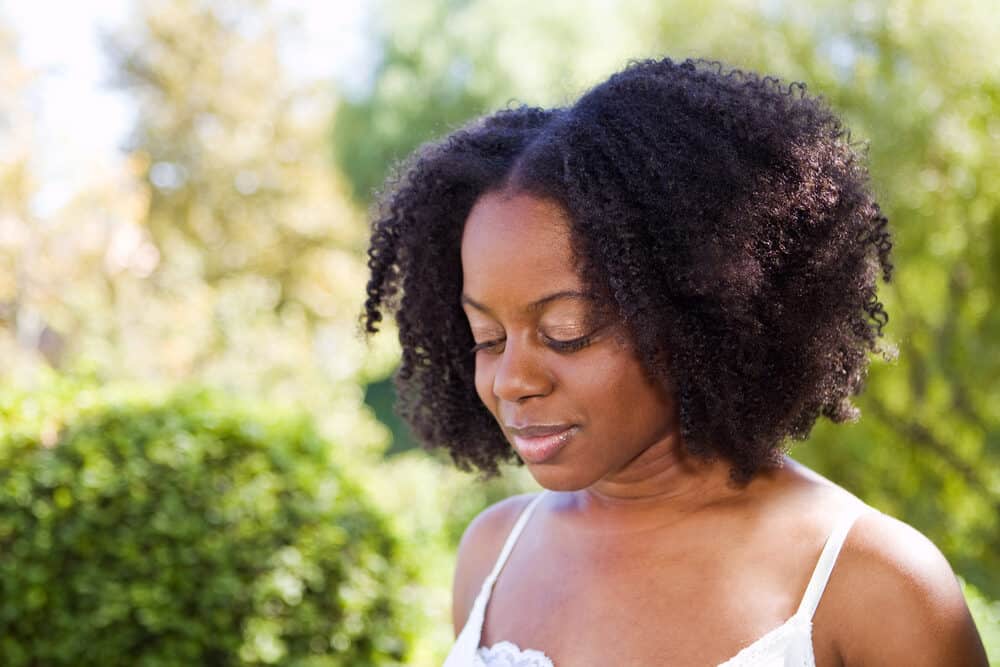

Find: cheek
<box><xmin>563</xmin><ymin>351</ymin><xmax>626</xmax><ymax>398</ymax></box>
<box><xmin>611</xmin><ymin>366</ymin><xmax>674</xmax><ymax>439</ymax></box>
<box><xmin>572</xmin><ymin>350</ymin><xmax>670</xmax><ymax>430</ymax></box>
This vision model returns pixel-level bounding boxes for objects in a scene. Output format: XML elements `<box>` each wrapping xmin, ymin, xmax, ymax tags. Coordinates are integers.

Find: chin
<box><xmin>525</xmin><ymin>463</ymin><xmax>597</xmax><ymax>492</ymax></box>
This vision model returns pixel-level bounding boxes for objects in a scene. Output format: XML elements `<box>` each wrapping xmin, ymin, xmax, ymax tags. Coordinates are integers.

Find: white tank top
<box><xmin>444</xmin><ymin>492</ymin><xmax>867</xmax><ymax>667</ymax></box>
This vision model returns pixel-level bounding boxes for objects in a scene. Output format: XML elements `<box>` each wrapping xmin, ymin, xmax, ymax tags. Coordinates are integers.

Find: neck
<box><xmin>573</xmin><ymin>437</ymin><xmax>752</xmax><ymax>526</ymax></box>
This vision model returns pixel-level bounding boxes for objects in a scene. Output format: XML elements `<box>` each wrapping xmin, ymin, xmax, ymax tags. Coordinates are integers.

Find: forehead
<box><xmin>461</xmin><ymin>192</ymin><xmax>580</xmax><ymax>302</ymax></box>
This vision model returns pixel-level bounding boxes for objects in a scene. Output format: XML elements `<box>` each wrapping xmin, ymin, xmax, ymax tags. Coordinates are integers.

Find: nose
<box><xmin>492</xmin><ymin>337</ymin><xmax>552</xmax><ymax>403</ymax></box>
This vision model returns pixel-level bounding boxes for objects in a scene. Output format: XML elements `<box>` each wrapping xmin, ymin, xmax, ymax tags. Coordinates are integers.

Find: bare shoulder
<box><xmin>830</xmin><ymin>510</ymin><xmax>988</xmax><ymax>666</ymax></box>
<box><xmin>451</xmin><ymin>492</ymin><xmax>540</xmax><ymax>636</ymax></box>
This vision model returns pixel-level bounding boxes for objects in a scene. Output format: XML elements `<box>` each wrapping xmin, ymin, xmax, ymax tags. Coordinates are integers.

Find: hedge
<box><xmin>0</xmin><ymin>382</ymin><xmax>415</xmax><ymax>666</ymax></box>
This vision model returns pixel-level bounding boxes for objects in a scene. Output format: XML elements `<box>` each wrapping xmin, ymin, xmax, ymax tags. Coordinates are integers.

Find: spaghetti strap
<box><xmin>482</xmin><ymin>492</ymin><xmax>548</xmax><ymax>591</ymax></box>
<box><xmin>795</xmin><ymin>504</ymin><xmax>867</xmax><ymax>621</ymax></box>
<box><xmin>444</xmin><ymin>492</ymin><xmax>548</xmax><ymax>666</ymax></box>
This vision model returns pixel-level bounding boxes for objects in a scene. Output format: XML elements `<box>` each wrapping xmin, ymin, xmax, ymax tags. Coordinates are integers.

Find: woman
<box><xmin>364</xmin><ymin>58</ymin><xmax>988</xmax><ymax>665</ymax></box>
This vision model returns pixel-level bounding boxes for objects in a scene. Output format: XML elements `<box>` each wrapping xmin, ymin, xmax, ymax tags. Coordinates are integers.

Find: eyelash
<box><xmin>469</xmin><ymin>334</ymin><xmax>594</xmax><ymax>355</ymax></box>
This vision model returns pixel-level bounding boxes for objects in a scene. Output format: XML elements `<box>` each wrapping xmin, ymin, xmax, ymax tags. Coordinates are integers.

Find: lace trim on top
<box><xmin>474</xmin><ymin>613</ymin><xmax>815</xmax><ymax>667</ymax></box>
<box><xmin>475</xmin><ymin>640</ymin><xmax>554</xmax><ymax>667</ymax></box>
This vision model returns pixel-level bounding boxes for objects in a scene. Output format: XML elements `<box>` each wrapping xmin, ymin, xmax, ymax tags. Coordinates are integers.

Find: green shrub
<box><xmin>0</xmin><ymin>382</ymin><xmax>415</xmax><ymax>666</ymax></box>
<box><xmin>963</xmin><ymin>580</ymin><xmax>1000</xmax><ymax>666</ymax></box>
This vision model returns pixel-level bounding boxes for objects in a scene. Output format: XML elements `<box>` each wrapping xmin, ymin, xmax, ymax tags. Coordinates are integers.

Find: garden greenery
<box><xmin>0</xmin><ymin>382</ymin><xmax>415</xmax><ymax>666</ymax></box>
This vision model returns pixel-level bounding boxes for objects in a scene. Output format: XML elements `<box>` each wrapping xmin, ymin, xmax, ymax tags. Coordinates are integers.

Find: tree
<box><xmin>0</xmin><ymin>23</ymin><xmax>61</xmax><ymax>376</ymax></box>
<box><xmin>332</xmin><ymin>0</ymin><xmax>648</xmax><ymax>204</ymax></box>
<box><xmin>2</xmin><ymin>1</ymin><xmax>398</xmax><ymax>455</ymax></box>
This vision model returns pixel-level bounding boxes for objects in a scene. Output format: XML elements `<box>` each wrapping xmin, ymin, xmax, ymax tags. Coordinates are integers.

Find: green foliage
<box><xmin>0</xmin><ymin>379</ymin><xmax>415</xmax><ymax>666</ymax></box>
<box><xmin>964</xmin><ymin>579</ymin><xmax>1000</xmax><ymax>665</ymax></box>
<box><xmin>363</xmin><ymin>377</ymin><xmax>421</xmax><ymax>457</ymax></box>
<box><xmin>332</xmin><ymin>2</ymin><xmax>494</xmax><ymax>203</ymax></box>
<box><xmin>333</xmin><ymin>0</ymin><xmax>646</xmax><ymax>204</ymax></box>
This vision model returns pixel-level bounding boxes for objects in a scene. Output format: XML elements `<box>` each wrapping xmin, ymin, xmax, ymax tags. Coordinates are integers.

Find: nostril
<box><xmin>492</xmin><ymin>344</ymin><xmax>551</xmax><ymax>402</ymax></box>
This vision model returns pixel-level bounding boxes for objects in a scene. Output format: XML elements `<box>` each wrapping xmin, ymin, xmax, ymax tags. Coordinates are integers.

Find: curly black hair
<box><xmin>363</xmin><ymin>57</ymin><xmax>893</xmax><ymax>482</ymax></box>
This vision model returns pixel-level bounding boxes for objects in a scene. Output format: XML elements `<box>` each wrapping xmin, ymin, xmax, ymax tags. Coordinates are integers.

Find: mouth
<box><xmin>505</xmin><ymin>424</ymin><xmax>578</xmax><ymax>464</ymax></box>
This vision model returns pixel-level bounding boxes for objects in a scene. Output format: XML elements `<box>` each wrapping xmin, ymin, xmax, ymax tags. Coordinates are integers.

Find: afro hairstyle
<box><xmin>363</xmin><ymin>57</ymin><xmax>893</xmax><ymax>482</ymax></box>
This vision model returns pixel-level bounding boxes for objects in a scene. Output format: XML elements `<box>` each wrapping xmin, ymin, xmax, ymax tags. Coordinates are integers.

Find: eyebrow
<box><xmin>460</xmin><ymin>290</ymin><xmax>593</xmax><ymax>314</ymax></box>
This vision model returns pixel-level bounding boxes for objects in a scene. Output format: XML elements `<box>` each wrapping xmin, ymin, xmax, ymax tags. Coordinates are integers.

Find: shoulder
<box><xmin>828</xmin><ymin>510</ymin><xmax>988</xmax><ymax>665</ymax></box>
<box><xmin>451</xmin><ymin>492</ymin><xmax>541</xmax><ymax>636</ymax></box>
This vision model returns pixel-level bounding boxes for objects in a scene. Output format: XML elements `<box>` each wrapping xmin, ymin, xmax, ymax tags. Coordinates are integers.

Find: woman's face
<box><xmin>460</xmin><ymin>191</ymin><xmax>680</xmax><ymax>491</ymax></box>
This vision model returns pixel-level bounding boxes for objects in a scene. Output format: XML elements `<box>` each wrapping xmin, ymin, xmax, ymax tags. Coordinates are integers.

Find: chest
<box><xmin>479</xmin><ymin>531</ymin><xmax>825</xmax><ymax>666</ymax></box>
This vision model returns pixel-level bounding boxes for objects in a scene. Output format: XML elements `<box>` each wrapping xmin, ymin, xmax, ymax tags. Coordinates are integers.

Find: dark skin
<box><xmin>454</xmin><ymin>191</ymin><xmax>988</xmax><ymax>666</ymax></box>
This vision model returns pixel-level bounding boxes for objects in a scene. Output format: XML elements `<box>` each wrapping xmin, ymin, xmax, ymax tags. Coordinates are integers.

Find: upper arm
<box><xmin>451</xmin><ymin>493</ymin><xmax>538</xmax><ymax>637</ymax></box>
<box><xmin>834</xmin><ymin>512</ymin><xmax>989</xmax><ymax>666</ymax></box>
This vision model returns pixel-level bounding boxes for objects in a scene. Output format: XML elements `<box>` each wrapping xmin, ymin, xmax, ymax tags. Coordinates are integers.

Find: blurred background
<box><xmin>0</xmin><ymin>0</ymin><xmax>997</xmax><ymax>664</ymax></box>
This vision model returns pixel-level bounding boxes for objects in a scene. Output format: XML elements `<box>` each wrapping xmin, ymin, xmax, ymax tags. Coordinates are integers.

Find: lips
<box><xmin>505</xmin><ymin>423</ymin><xmax>578</xmax><ymax>464</ymax></box>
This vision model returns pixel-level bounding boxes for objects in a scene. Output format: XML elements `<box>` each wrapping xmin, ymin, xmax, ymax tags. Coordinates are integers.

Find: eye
<box><xmin>543</xmin><ymin>334</ymin><xmax>593</xmax><ymax>354</ymax></box>
<box><xmin>470</xmin><ymin>338</ymin><xmax>505</xmax><ymax>355</ymax></box>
